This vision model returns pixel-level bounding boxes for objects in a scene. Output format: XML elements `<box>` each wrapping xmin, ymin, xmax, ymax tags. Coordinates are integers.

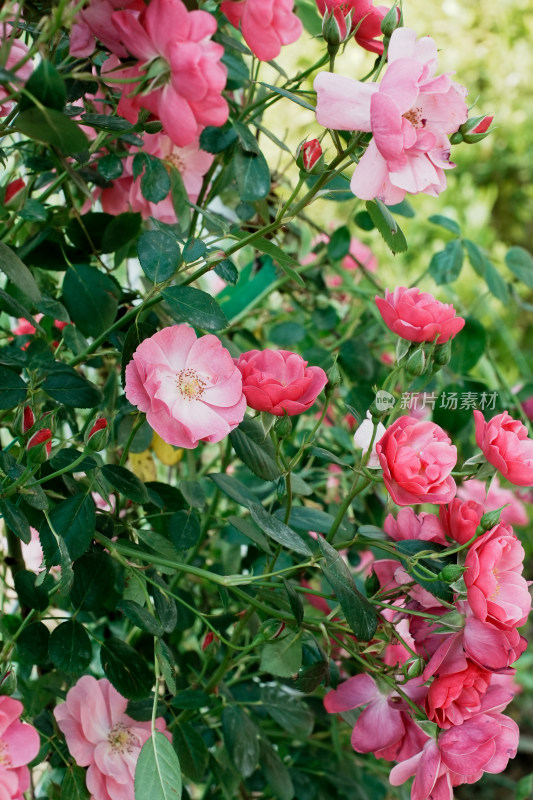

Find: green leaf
<box><xmin>80</xmin><ymin>113</ymin><xmax>133</xmax><ymax>131</ymax></box>
<box><xmin>505</xmin><ymin>246</ymin><xmax>533</xmax><ymax>289</ymax></box>
<box><xmin>173</xmin><ymin>723</ymin><xmax>208</xmax><ymax>782</ymax></box>
<box><xmin>156</xmin><ymin>639</ymin><xmax>177</xmax><ymax>694</ymax></box>
<box><xmin>257</xmin><ymin>82</ymin><xmax>316</xmax><ymax>111</ymax></box>
<box><xmin>252</xmin><ymin>237</ymin><xmax>305</xmax><ymax>287</ymax></box>
<box><xmin>71</xmin><ymin>552</ymin><xmax>115</xmax><ymax>612</ymax></box>
<box><xmin>169</xmin><ymin>510</ymin><xmax>201</xmax><ymax>551</ymax></box>
<box><xmin>134</xmin><ymin>732</ymin><xmax>182</xmax><ymax>800</ymax></box>
<box><xmin>317</xmin><ymin>537</ymin><xmax>377</xmax><ymax>641</ymax></box>
<box><xmin>48</xmin><ymin>448</ymin><xmax>97</xmax><ymax>474</ymax></box>
<box><xmin>0</xmin><ymin>499</ymin><xmax>31</xmax><ymax>543</ymax></box>
<box><xmin>118</xmin><ymin>599</ymin><xmax>164</xmax><ymax>637</ymax></box>
<box><xmin>133</xmin><ymin>153</ymin><xmax>171</xmax><ymax>203</ymax></box>
<box><xmin>98</xmin><ymin>153</ymin><xmax>123</xmax><ymax>181</ymax></box>
<box><xmin>182</xmin><ymin>239</ymin><xmax>207</xmax><ymax>263</ymax></box>
<box><xmin>62</xmin><ymin>766</ymin><xmax>90</xmax><ymax>800</ymax></box>
<box><xmin>260</xmin><ymin>631</ymin><xmax>302</xmax><ymax>677</ymax></box>
<box><xmin>259</xmin><ymin>737</ymin><xmax>294</xmax><ymax>800</ymax></box>
<box><xmin>516</xmin><ymin>773</ymin><xmax>533</xmax><ymax>800</ymax></box>
<box><xmin>169</xmin><ymin>167</ymin><xmax>191</xmax><ymax>232</ymax></box>
<box><xmin>234</xmin><ymin>146</ymin><xmax>270</xmax><ymax>203</ymax></box>
<box><xmin>365</xmin><ymin>200</ymin><xmax>408</xmax><ymax>254</ymax></box>
<box><xmin>49</xmin><ymin>493</ymin><xmax>96</xmax><ymax>561</ymax></box>
<box><xmin>277</xmin><ymin>506</ymin><xmax>341</xmax><ymax>535</ymax></box>
<box><xmin>464</xmin><ymin>240</ymin><xmax>508</xmax><ymax>302</ymax></box>
<box><xmin>221</xmin><ymin>706</ymin><xmax>260</xmax><ymax>778</ymax></box>
<box><xmin>282</xmin><ymin>578</ymin><xmax>304</xmax><ymax>628</ymax></box>
<box><xmin>23</xmin><ymin>59</ymin><xmax>66</xmax><ymax>111</ymax></box>
<box><xmin>199</xmin><ymin>122</ymin><xmax>238</xmax><ymax>153</ymax></box>
<box><xmin>327</xmin><ymin>226</ymin><xmax>351</xmax><ymax>260</ymax></box>
<box><xmin>102</xmin><ymin>464</ymin><xmax>149</xmax><ymax>504</ymax></box>
<box><xmin>162</xmin><ymin>286</ymin><xmax>229</xmax><ymax>331</ymax></box>
<box><xmin>229</xmin><ymin>416</ymin><xmax>282</xmax><ymax>481</ymax></box>
<box><xmin>49</xmin><ymin>620</ymin><xmax>92</xmax><ymax>674</ymax></box>
<box><xmin>17</xmin><ymin>107</ymin><xmax>89</xmax><ymax>154</ymax></box>
<box><xmin>209</xmin><ymin>473</ymin><xmax>257</xmax><ymax>508</ymax></box>
<box><xmin>249</xmin><ymin>503</ymin><xmax>312</xmax><ymax>556</ymax></box>
<box><xmin>171</xmin><ymin>690</ymin><xmax>210</xmax><ymax>710</ymax></box>
<box><xmin>14</xmin><ymin>569</ymin><xmax>49</xmax><ymax>611</ymax></box>
<box><xmin>214</xmin><ymin>258</ymin><xmax>238</xmax><ymax>285</ymax></box>
<box><xmin>101</xmin><ymin>212</ymin><xmax>141</xmax><ymax>254</ymax></box>
<box><xmin>62</xmin><ymin>263</ymin><xmax>120</xmax><ymax>337</ymax></box>
<box><xmin>0</xmin><ymin>241</ymin><xmax>42</xmax><ymax>303</ymax></box>
<box><xmin>138</xmin><ymin>230</ymin><xmax>181</xmax><ymax>283</ymax></box>
<box><xmin>17</xmin><ymin>622</ymin><xmax>50</xmax><ymax>665</ymax></box>
<box><xmin>101</xmin><ymin>637</ymin><xmax>154</xmax><ymax>700</ymax></box>
<box><xmin>151</xmin><ymin>576</ymin><xmax>178</xmax><ymax>633</ymax></box>
<box><xmin>42</xmin><ymin>364</ymin><xmax>103</xmax><ymax>408</ymax></box>
<box><xmin>428</xmin><ymin>215</ymin><xmax>461</xmax><ymax>235</ymax></box>
<box><xmin>260</xmin><ymin>684</ymin><xmax>313</xmax><ymax>736</ymax></box>
<box><xmin>448</xmin><ymin>317</ymin><xmax>487</xmax><ymax>373</ymax></box>
<box><xmin>428</xmin><ymin>239</ymin><xmax>464</xmax><ymax>284</ymax></box>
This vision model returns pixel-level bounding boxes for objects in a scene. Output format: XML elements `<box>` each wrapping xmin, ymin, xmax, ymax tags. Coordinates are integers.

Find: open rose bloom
<box><xmin>375</xmin><ymin>287</ymin><xmax>465</xmax><ymax>344</ymax></box>
<box><xmin>474</xmin><ymin>409</ymin><xmax>533</xmax><ymax>486</ymax></box>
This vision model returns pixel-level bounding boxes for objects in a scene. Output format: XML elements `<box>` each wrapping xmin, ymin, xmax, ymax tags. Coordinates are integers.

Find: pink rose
<box><xmin>463</xmin><ymin>614</ymin><xmax>527</xmax><ymax>671</ymax></box>
<box><xmin>0</xmin><ymin>696</ymin><xmax>40</xmax><ymax>800</ymax></box>
<box><xmin>439</xmin><ymin>497</ymin><xmax>483</xmax><ymax>545</ymax></box>
<box><xmin>376</xmin><ymin>416</ymin><xmax>457</xmax><ymax>505</ymax></box>
<box><xmin>474</xmin><ymin>409</ymin><xmax>533</xmax><ymax>487</ymax></box>
<box><xmin>108</xmin><ymin>0</ymin><xmax>228</xmax><ymax>147</ymax></box>
<box><xmin>54</xmin><ymin>676</ymin><xmax>169</xmax><ymax>800</ymax></box>
<box><xmin>375</xmin><ymin>287</ymin><xmax>465</xmax><ymax>345</ymax></box>
<box><xmin>425</xmin><ymin>660</ymin><xmax>491</xmax><ymax>729</ymax></box>
<box><xmin>384</xmin><ymin>507</ymin><xmax>447</xmax><ymax>545</ymax></box>
<box><xmin>221</xmin><ymin>0</ymin><xmax>302</xmax><ymax>62</ymax></box>
<box><xmin>234</xmin><ymin>349</ymin><xmax>328</xmax><ymax>416</ymax></box>
<box><xmin>464</xmin><ymin>523</ymin><xmax>531</xmax><ymax>630</ymax></box>
<box><xmin>125</xmin><ymin>324</ymin><xmax>246</xmax><ymax>448</ymax></box>
<box><xmin>316</xmin><ymin>0</ymin><xmax>389</xmax><ymax>54</ymax></box>
<box><xmin>0</xmin><ymin>38</ymin><xmax>33</xmax><ymax>117</ymax></box>
<box><xmin>69</xmin><ymin>0</ymin><xmax>143</xmax><ymax>58</ymax></box>
<box><xmin>456</xmin><ymin>476</ymin><xmax>528</xmax><ymax>527</ymax></box>
<box><xmin>314</xmin><ymin>27</ymin><xmax>468</xmax><ymax>203</ymax></box>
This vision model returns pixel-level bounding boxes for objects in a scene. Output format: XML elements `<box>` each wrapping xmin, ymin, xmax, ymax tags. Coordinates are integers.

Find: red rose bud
<box><xmin>322</xmin><ymin>6</ymin><xmax>353</xmax><ymax>46</ymax></box>
<box><xmin>23</xmin><ymin>406</ymin><xmax>35</xmax><ymax>433</ymax></box>
<box><xmin>458</xmin><ymin>114</ymin><xmax>494</xmax><ymax>144</ymax></box>
<box><xmin>4</xmin><ymin>178</ymin><xmax>25</xmax><ymax>206</ymax></box>
<box><xmin>86</xmin><ymin>417</ymin><xmax>108</xmax><ymax>451</ymax></box>
<box><xmin>297</xmin><ymin>139</ymin><xmax>324</xmax><ymax>174</ymax></box>
<box><xmin>27</xmin><ymin>428</ymin><xmax>52</xmax><ymax>462</ymax></box>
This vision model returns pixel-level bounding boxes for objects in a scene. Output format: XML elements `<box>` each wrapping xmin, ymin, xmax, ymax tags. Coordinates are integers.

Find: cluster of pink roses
<box><xmin>124</xmin><ymin>323</ymin><xmax>328</xmax><ymax>448</ymax></box>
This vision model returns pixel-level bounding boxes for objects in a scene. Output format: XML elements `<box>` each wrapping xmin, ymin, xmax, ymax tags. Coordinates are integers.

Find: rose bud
<box><xmin>23</xmin><ymin>406</ymin><xmax>35</xmax><ymax>433</ymax></box>
<box><xmin>297</xmin><ymin>138</ymin><xmax>324</xmax><ymax>174</ymax></box>
<box><xmin>27</xmin><ymin>428</ymin><xmax>52</xmax><ymax>463</ymax></box>
<box><xmin>321</xmin><ymin>5</ymin><xmax>353</xmax><ymax>46</ymax></box>
<box><xmin>85</xmin><ymin>417</ymin><xmax>108</xmax><ymax>451</ymax></box>
<box><xmin>459</xmin><ymin>114</ymin><xmax>494</xmax><ymax>144</ymax></box>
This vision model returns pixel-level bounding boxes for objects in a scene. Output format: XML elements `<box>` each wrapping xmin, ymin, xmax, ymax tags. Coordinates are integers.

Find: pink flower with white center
<box><xmin>456</xmin><ymin>476</ymin><xmax>528</xmax><ymax>527</ymax></box>
<box><xmin>474</xmin><ymin>409</ymin><xmax>533</xmax><ymax>487</ymax></box>
<box><xmin>324</xmin><ymin>673</ymin><xmax>429</xmax><ymax>761</ymax></box>
<box><xmin>384</xmin><ymin>507</ymin><xmax>447</xmax><ymax>545</ymax></box>
<box><xmin>375</xmin><ymin>287</ymin><xmax>465</xmax><ymax>345</ymax></box>
<box><xmin>221</xmin><ymin>0</ymin><xmax>302</xmax><ymax>62</ymax></box>
<box><xmin>376</xmin><ymin>416</ymin><xmax>457</xmax><ymax>506</ymax></box>
<box><xmin>314</xmin><ymin>27</ymin><xmax>468</xmax><ymax>203</ymax></box>
<box><xmin>107</xmin><ymin>0</ymin><xmax>228</xmax><ymax>147</ymax></box>
<box><xmin>0</xmin><ymin>696</ymin><xmax>40</xmax><ymax>800</ymax></box>
<box><xmin>464</xmin><ymin>523</ymin><xmax>531</xmax><ymax>630</ymax></box>
<box><xmin>54</xmin><ymin>676</ymin><xmax>169</xmax><ymax>800</ymax></box>
<box><xmin>125</xmin><ymin>324</ymin><xmax>246</xmax><ymax>449</ymax></box>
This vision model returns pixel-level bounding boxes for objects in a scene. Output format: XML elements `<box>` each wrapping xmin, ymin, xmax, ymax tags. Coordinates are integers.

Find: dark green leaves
<box><xmin>222</xmin><ymin>706</ymin><xmax>259</xmax><ymax>778</ymax></box>
<box><xmin>0</xmin><ymin>242</ymin><xmax>42</xmax><ymax>303</ymax></box>
<box><xmin>366</xmin><ymin>200</ymin><xmax>407</xmax><ymax>254</ymax></box>
<box><xmin>260</xmin><ymin>630</ymin><xmax>303</xmax><ymax>677</ymax></box>
<box><xmin>42</xmin><ymin>364</ymin><xmax>103</xmax><ymax>408</ymax></box>
<box><xmin>133</xmin><ymin>153</ymin><xmax>171</xmax><ymax>203</ymax></box>
<box><xmin>134</xmin><ymin>733</ymin><xmax>182</xmax><ymax>800</ymax></box>
<box><xmin>48</xmin><ymin>493</ymin><xmax>96</xmax><ymax>562</ymax></box>
<box><xmin>327</xmin><ymin>226</ymin><xmax>351</xmax><ymax>260</ymax></box>
<box><xmin>118</xmin><ymin>599</ymin><xmax>164</xmax><ymax>637</ymax></box>
<box><xmin>62</xmin><ymin>264</ymin><xmax>120</xmax><ymax>337</ymax></box>
<box><xmin>138</xmin><ymin>231</ymin><xmax>181</xmax><ymax>283</ymax></box>
<box><xmin>429</xmin><ymin>239</ymin><xmax>464</xmax><ymax>284</ymax></box>
<box><xmin>102</xmin><ymin>465</ymin><xmax>149</xmax><ymax>504</ymax></box>
<box><xmin>229</xmin><ymin>416</ymin><xmax>282</xmax><ymax>481</ymax></box>
<box><xmin>0</xmin><ymin>499</ymin><xmax>31</xmax><ymax>543</ymax></box>
<box><xmin>17</xmin><ymin>107</ymin><xmax>89</xmax><ymax>154</ymax></box>
<box><xmin>249</xmin><ymin>503</ymin><xmax>312</xmax><ymax>556</ymax></box>
<box><xmin>101</xmin><ymin>637</ymin><xmax>154</xmax><ymax>700</ymax></box>
<box><xmin>14</xmin><ymin>570</ymin><xmax>49</xmax><ymax>611</ymax></box>
<box><xmin>0</xmin><ymin>367</ymin><xmax>27</xmax><ymax>408</ymax></box>
<box><xmin>169</xmin><ymin>510</ymin><xmax>201</xmax><ymax>551</ymax></box>
<box><xmin>253</xmin><ymin>237</ymin><xmax>305</xmax><ymax>287</ymax></box>
<box><xmin>23</xmin><ymin>59</ymin><xmax>66</xmax><ymax>111</ymax></box>
<box><xmin>464</xmin><ymin>239</ymin><xmax>508</xmax><ymax>302</ymax></box>
<box><xmin>49</xmin><ymin>620</ymin><xmax>92</xmax><ymax>674</ymax></box>
<box><xmin>71</xmin><ymin>552</ymin><xmax>115</xmax><ymax>612</ymax></box>
<box><xmin>234</xmin><ymin>146</ymin><xmax>270</xmax><ymax>202</ymax></box>
<box><xmin>162</xmin><ymin>286</ymin><xmax>229</xmax><ymax>331</ymax></box>
<box><xmin>318</xmin><ymin>537</ymin><xmax>377</xmax><ymax>641</ymax></box>
<box><xmin>173</xmin><ymin>723</ymin><xmax>209</xmax><ymax>781</ymax></box>
<box><xmin>505</xmin><ymin>246</ymin><xmax>533</xmax><ymax>289</ymax></box>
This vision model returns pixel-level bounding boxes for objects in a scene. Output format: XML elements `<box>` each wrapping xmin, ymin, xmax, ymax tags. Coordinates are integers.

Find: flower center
<box><xmin>108</xmin><ymin>723</ymin><xmax>135</xmax><ymax>754</ymax></box>
<box><xmin>177</xmin><ymin>368</ymin><xmax>206</xmax><ymax>401</ymax></box>
<box><xmin>0</xmin><ymin>742</ymin><xmax>11</xmax><ymax>767</ymax></box>
<box><xmin>165</xmin><ymin>152</ymin><xmax>185</xmax><ymax>172</ymax></box>
<box><xmin>403</xmin><ymin>107</ymin><xmax>425</xmax><ymax>128</ymax></box>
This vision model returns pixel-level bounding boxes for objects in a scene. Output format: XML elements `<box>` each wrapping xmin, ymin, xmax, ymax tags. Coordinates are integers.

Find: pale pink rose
<box><xmin>221</xmin><ymin>0</ymin><xmax>302</xmax><ymax>61</ymax></box>
<box><xmin>125</xmin><ymin>324</ymin><xmax>246</xmax><ymax>448</ymax></box>
<box><xmin>464</xmin><ymin>523</ymin><xmax>531</xmax><ymax>630</ymax></box>
<box><xmin>107</xmin><ymin>0</ymin><xmax>228</xmax><ymax>147</ymax></box>
<box><xmin>439</xmin><ymin>497</ymin><xmax>483</xmax><ymax>545</ymax></box>
<box><xmin>69</xmin><ymin>0</ymin><xmax>143</xmax><ymax>58</ymax></box>
<box><xmin>0</xmin><ymin>696</ymin><xmax>40</xmax><ymax>800</ymax></box>
<box><xmin>324</xmin><ymin>673</ymin><xmax>429</xmax><ymax>761</ymax></box>
<box><xmin>316</xmin><ymin>0</ymin><xmax>390</xmax><ymax>54</ymax></box>
<box><xmin>0</xmin><ymin>38</ymin><xmax>32</xmax><ymax>116</ymax></box>
<box><xmin>456</xmin><ymin>476</ymin><xmax>528</xmax><ymax>527</ymax></box>
<box><xmin>425</xmin><ymin>660</ymin><xmax>491</xmax><ymax>729</ymax></box>
<box><xmin>375</xmin><ymin>287</ymin><xmax>465</xmax><ymax>345</ymax></box>
<box><xmin>54</xmin><ymin>676</ymin><xmax>169</xmax><ymax>800</ymax></box>
<box><xmin>342</xmin><ymin>238</ymin><xmax>378</xmax><ymax>273</ymax></box>
<box><xmin>376</xmin><ymin>416</ymin><xmax>457</xmax><ymax>505</ymax></box>
<box><xmin>314</xmin><ymin>27</ymin><xmax>468</xmax><ymax>203</ymax></box>
<box><xmin>234</xmin><ymin>349</ymin><xmax>327</xmax><ymax>417</ymax></box>
<box><xmin>384</xmin><ymin>507</ymin><xmax>447</xmax><ymax>545</ymax></box>
<box><xmin>474</xmin><ymin>409</ymin><xmax>533</xmax><ymax>487</ymax></box>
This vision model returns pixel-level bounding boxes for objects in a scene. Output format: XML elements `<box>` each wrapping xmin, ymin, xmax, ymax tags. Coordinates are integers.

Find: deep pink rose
<box><xmin>463</xmin><ymin>614</ymin><xmax>527</xmax><ymax>671</ymax></box>
<box><xmin>221</xmin><ymin>0</ymin><xmax>302</xmax><ymax>61</ymax></box>
<box><xmin>464</xmin><ymin>523</ymin><xmax>531</xmax><ymax>630</ymax></box>
<box><xmin>314</xmin><ymin>27</ymin><xmax>468</xmax><ymax>203</ymax></box>
<box><xmin>474</xmin><ymin>409</ymin><xmax>533</xmax><ymax>487</ymax></box>
<box><xmin>234</xmin><ymin>349</ymin><xmax>327</xmax><ymax>416</ymax></box>
<box><xmin>439</xmin><ymin>498</ymin><xmax>483</xmax><ymax>545</ymax></box>
<box><xmin>376</xmin><ymin>416</ymin><xmax>457</xmax><ymax>505</ymax></box>
<box><xmin>316</xmin><ymin>0</ymin><xmax>390</xmax><ymax>54</ymax></box>
<box><xmin>54</xmin><ymin>676</ymin><xmax>169</xmax><ymax>800</ymax></box>
<box><xmin>125</xmin><ymin>324</ymin><xmax>246</xmax><ymax>448</ymax></box>
<box><xmin>69</xmin><ymin>0</ymin><xmax>143</xmax><ymax>58</ymax></box>
<box><xmin>457</xmin><ymin>476</ymin><xmax>528</xmax><ymax>527</ymax></box>
<box><xmin>384</xmin><ymin>507</ymin><xmax>447</xmax><ymax>545</ymax></box>
<box><xmin>375</xmin><ymin>287</ymin><xmax>465</xmax><ymax>345</ymax></box>
<box><xmin>108</xmin><ymin>0</ymin><xmax>228</xmax><ymax>147</ymax></box>
<box><xmin>426</xmin><ymin>660</ymin><xmax>491</xmax><ymax>729</ymax></box>
<box><xmin>0</xmin><ymin>696</ymin><xmax>40</xmax><ymax>800</ymax></box>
